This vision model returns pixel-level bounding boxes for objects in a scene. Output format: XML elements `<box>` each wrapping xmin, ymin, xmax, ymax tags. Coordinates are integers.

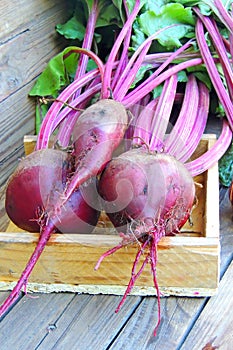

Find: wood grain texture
<box><xmin>0</xmin><ymin>1</ymin><xmax>70</xmax><ymax>101</ymax></box>
<box><xmin>0</xmin><ymin>228</ymin><xmax>219</xmax><ymax>295</ymax></box>
<box><xmin>0</xmin><ymin>291</ymin><xmax>12</xmax><ymax>304</ymax></box>
<box><xmin>108</xmin><ymin>296</ymin><xmax>206</xmax><ymax>350</ymax></box>
<box><xmin>0</xmin><ymin>0</ymin><xmax>72</xmax><ymax>42</ymax></box>
<box><xmin>180</xmin><ymin>260</ymin><xmax>233</xmax><ymax>350</ymax></box>
<box><xmin>34</xmin><ymin>294</ymin><xmax>141</xmax><ymax>350</ymax></box>
<box><xmin>0</xmin><ymin>292</ymin><xmax>76</xmax><ymax>349</ymax></box>
<box><xmin>0</xmin><ymin>293</ymin><xmax>141</xmax><ymax>350</ymax></box>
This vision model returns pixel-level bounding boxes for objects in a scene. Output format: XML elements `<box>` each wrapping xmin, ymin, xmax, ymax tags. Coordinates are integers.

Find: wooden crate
<box><xmin>0</xmin><ymin>134</ymin><xmax>220</xmax><ymax>297</ymax></box>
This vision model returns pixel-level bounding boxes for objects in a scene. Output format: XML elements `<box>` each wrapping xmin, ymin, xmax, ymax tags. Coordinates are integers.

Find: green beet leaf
<box><xmin>56</xmin><ymin>16</ymin><xmax>86</xmax><ymax>41</ymax></box>
<box><xmin>29</xmin><ymin>47</ymin><xmax>80</xmax><ymax>97</ymax></box>
<box><xmin>138</xmin><ymin>3</ymin><xmax>195</xmax><ymax>49</ymax></box>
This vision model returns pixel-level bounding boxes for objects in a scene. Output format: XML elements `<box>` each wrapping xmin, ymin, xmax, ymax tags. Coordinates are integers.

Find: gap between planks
<box><xmin>179</xmin><ymin>259</ymin><xmax>233</xmax><ymax>350</ymax></box>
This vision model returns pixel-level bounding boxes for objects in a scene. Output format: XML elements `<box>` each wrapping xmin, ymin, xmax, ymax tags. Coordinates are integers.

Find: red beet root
<box><xmin>97</xmin><ymin>148</ymin><xmax>195</xmax><ymax>334</ymax></box>
<box><xmin>99</xmin><ymin>148</ymin><xmax>195</xmax><ymax>236</ymax></box>
<box><xmin>5</xmin><ymin>149</ymin><xmax>99</xmax><ymax>233</ymax></box>
<box><xmin>63</xmin><ymin>99</ymin><xmax>129</xmax><ymax>201</ymax></box>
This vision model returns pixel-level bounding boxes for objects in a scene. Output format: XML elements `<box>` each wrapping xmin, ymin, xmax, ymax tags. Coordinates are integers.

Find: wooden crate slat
<box><xmin>0</xmin><ymin>230</ymin><xmax>219</xmax><ymax>295</ymax></box>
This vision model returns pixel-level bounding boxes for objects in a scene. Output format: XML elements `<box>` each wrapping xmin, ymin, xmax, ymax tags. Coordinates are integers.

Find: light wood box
<box><xmin>0</xmin><ymin>135</ymin><xmax>220</xmax><ymax>297</ymax></box>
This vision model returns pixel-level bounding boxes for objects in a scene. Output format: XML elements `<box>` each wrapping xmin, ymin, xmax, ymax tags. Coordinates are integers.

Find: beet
<box><xmin>62</xmin><ymin>99</ymin><xmax>129</xmax><ymax>201</ymax></box>
<box><xmin>5</xmin><ymin>149</ymin><xmax>99</xmax><ymax>233</ymax></box>
<box><xmin>96</xmin><ymin>147</ymin><xmax>195</xmax><ymax>335</ymax></box>
<box><xmin>99</xmin><ymin>148</ymin><xmax>195</xmax><ymax>237</ymax></box>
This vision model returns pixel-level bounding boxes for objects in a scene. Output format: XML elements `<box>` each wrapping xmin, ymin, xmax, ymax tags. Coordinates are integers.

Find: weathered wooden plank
<box><xmin>0</xmin><ymin>0</ymin><xmax>72</xmax><ymax>42</ymax></box>
<box><xmin>0</xmin><ymin>1</ymin><xmax>69</xmax><ymax>101</ymax></box>
<box><xmin>219</xmin><ymin>189</ymin><xmax>233</xmax><ymax>274</ymax></box>
<box><xmin>0</xmin><ymin>292</ymin><xmax>81</xmax><ymax>349</ymax></box>
<box><xmin>108</xmin><ymin>296</ymin><xmax>206</xmax><ymax>350</ymax></box>
<box><xmin>0</xmin><ymin>83</ymin><xmax>35</xmax><ymax>187</ymax></box>
<box><xmin>36</xmin><ymin>294</ymin><xmax>141</xmax><ymax>350</ymax></box>
<box><xmin>0</xmin><ymin>291</ymin><xmax>12</xmax><ymax>304</ymax></box>
<box><xmin>0</xmin><ymin>82</ymin><xmax>36</xmax><ymax>231</ymax></box>
<box><xmin>180</xmin><ymin>260</ymin><xmax>233</xmax><ymax>350</ymax></box>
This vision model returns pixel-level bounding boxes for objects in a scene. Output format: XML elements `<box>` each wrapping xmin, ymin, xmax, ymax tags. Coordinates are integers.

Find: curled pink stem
<box><xmin>185</xmin><ymin>119</ymin><xmax>232</xmax><ymax>176</ymax></box>
<box><xmin>36</xmin><ymin>69</ymin><xmax>100</xmax><ymax>149</ymax></box>
<box><xmin>195</xmin><ymin>18</ymin><xmax>233</xmax><ymax>130</ymax></box>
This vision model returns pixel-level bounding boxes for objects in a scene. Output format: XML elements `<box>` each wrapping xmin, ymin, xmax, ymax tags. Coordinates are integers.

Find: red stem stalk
<box><xmin>149</xmin><ymin>73</ymin><xmax>178</xmax><ymax>152</ymax></box>
<box><xmin>122</xmin><ymin>58</ymin><xmax>202</xmax><ymax>107</ymax></box>
<box><xmin>164</xmin><ymin>74</ymin><xmax>199</xmax><ymax>157</ymax></box>
<box><xmin>101</xmin><ymin>0</ymin><xmax>141</xmax><ymax>99</ymax></box>
<box><xmin>185</xmin><ymin>119</ymin><xmax>232</xmax><ymax>176</ymax></box>
<box><xmin>0</xmin><ymin>220</ymin><xmax>55</xmax><ymax>318</ymax></box>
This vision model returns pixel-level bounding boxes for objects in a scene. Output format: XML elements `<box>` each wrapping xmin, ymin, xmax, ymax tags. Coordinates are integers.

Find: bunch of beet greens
<box><xmin>2</xmin><ymin>0</ymin><xmax>233</xmax><ymax>336</ymax></box>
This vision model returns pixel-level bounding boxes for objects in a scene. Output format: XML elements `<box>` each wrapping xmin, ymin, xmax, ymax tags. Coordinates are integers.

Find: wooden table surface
<box><xmin>0</xmin><ymin>121</ymin><xmax>233</xmax><ymax>350</ymax></box>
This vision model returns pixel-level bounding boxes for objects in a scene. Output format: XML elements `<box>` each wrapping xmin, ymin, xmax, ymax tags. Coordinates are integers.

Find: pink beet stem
<box><xmin>122</xmin><ymin>58</ymin><xmax>203</xmax><ymax>107</ymax></box>
<box><xmin>74</xmin><ymin>0</ymin><xmax>99</xmax><ymax>83</ymax></box>
<box><xmin>176</xmin><ymin>81</ymin><xmax>209</xmax><ymax>163</ymax></box>
<box><xmin>195</xmin><ymin>18</ymin><xmax>233</xmax><ymax>130</ymax></box>
<box><xmin>124</xmin><ymin>40</ymin><xmax>194</xmax><ymax>102</ymax></box>
<box><xmin>132</xmin><ymin>98</ymin><xmax>159</xmax><ymax>147</ymax></box>
<box><xmin>111</xmin><ymin>0</ymin><xmax>132</xmax><ymax>89</ymax></box>
<box><xmin>0</xmin><ymin>220</ymin><xmax>55</xmax><ymax>318</ymax></box>
<box><xmin>56</xmin><ymin>0</ymin><xmax>99</xmax><ymax>145</ymax></box>
<box><xmin>114</xmin><ymin>24</ymin><xmax>184</xmax><ymax>102</ymax></box>
<box><xmin>164</xmin><ymin>74</ymin><xmax>199</xmax><ymax>157</ymax></box>
<box><xmin>213</xmin><ymin>0</ymin><xmax>233</xmax><ymax>32</ymax></box>
<box><xmin>185</xmin><ymin>119</ymin><xmax>232</xmax><ymax>176</ymax></box>
<box><xmin>149</xmin><ymin>73</ymin><xmax>178</xmax><ymax>152</ymax></box>
<box><xmin>195</xmin><ymin>8</ymin><xmax>233</xmax><ymax>99</ymax></box>
<box><xmin>101</xmin><ymin>0</ymin><xmax>141</xmax><ymax>99</ymax></box>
